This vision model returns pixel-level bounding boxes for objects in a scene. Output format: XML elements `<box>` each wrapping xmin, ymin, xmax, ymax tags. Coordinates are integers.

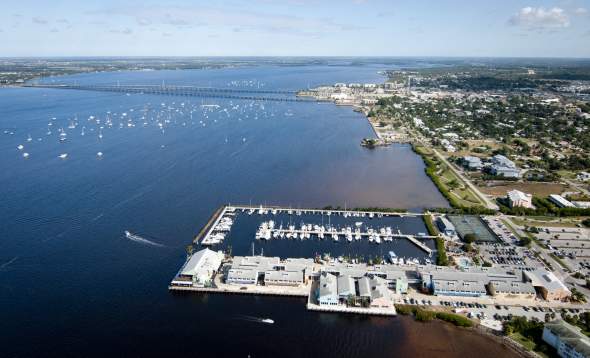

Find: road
<box><xmin>431</xmin><ymin>148</ymin><xmax>500</xmax><ymax>210</ymax></box>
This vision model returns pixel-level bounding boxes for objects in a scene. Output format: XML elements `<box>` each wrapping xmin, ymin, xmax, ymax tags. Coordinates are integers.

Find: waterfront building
<box><xmin>549</xmin><ymin>194</ymin><xmax>576</xmax><ymax>208</ymax></box>
<box><xmin>369</xmin><ymin>277</ymin><xmax>393</xmax><ymax>308</ymax></box>
<box><xmin>337</xmin><ymin>275</ymin><xmax>356</xmax><ymax>300</ymax></box>
<box><xmin>317</xmin><ymin>272</ymin><xmax>339</xmax><ymax>306</ymax></box>
<box><xmin>523</xmin><ymin>270</ymin><xmax>571</xmax><ymax>301</ymax></box>
<box><xmin>543</xmin><ymin>320</ymin><xmax>590</xmax><ymax>358</ymax></box>
<box><xmin>436</xmin><ymin>216</ymin><xmax>457</xmax><ymax>237</ymax></box>
<box><xmin>487</xmin><ymin>280</ymin><xmax>536</xmax><ymax>300</ymax></box>
<box><xmin>226</xmin><ymin>268</ymin><xmax>258</xmax><ymax>285</ymax></box>
<box><xmin>419</xmin><ymin>266</ymin><xmax>527</xmax><ymax>298</ymax></box>
<box><xmin>358</xmin><ymin>277</ymin><xmax>372</xmax><ymax>299</ymax></box>
<box><xmin>172</xmin><ymin>248</ymin><xmax>224</xmax><ymax>287</ymax></box>
<box><xmin>462</xmin><ymin>156</ymin><xmax>483</xmax><ymax>170</ymax></box>
<box><xmin>507</xmin><ymin>190</ymin><xmax>534</xmax><ymax>209</ymax></box>
<box><xmin>264</xmin><ymin>270</ymin><xmax>304</xmax><ymax>286</ymax></box>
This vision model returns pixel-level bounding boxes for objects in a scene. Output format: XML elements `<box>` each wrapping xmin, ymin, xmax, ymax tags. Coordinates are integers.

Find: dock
<box><xmin>196</xmin><ymin>204</ymin><xmax>434</xmax><ymax>254</ymax></box>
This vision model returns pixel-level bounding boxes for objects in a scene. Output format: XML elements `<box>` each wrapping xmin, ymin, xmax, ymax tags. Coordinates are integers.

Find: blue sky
<box><xmin>1</xmin><ymin>0</ymin><xmax>589</xmax><ymax>57</ymax></box>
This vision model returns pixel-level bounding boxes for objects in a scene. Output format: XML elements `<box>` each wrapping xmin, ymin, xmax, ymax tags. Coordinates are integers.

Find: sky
<box><xmin>0</xmin><ymin>0</ymin><xmax>589</xmax><ymax>57</ymax></box>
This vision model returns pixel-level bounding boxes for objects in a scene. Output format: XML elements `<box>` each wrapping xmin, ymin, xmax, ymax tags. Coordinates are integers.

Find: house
<box><xmin>462</xmin><ymin>156</ymin><xmax>483</xmax><ymax>170</ymax></box>
<box><xmin>507</xmin><ymin>190</ymin><xmax>534</xmax><ymax>209</ymax></box>
<box><xmin>317</xmin><ymin>272</ymin><xmax>339</xmax><ymax>306</ymax></box>
<box><xmin>543</xmin><ymin>320</ymin><xmax>590</xmax><ymax>358</ymax></box>
<box><xmin>437</xmin><ymin>216</ymin><xmax>456</xmax><ymax>237</ymax></box>
<box><xmin>549</xmin><ymin>194</ymin><xmax>575</xmax><ymax>208</ymax></box>
<box><xmin>172</xmin><ymin>248</ymin><xmax>224</xmax><ymax>287</ymax></box>
<box><xmin>523</xmin><ymin>269</ymin><xmax>571</xmax><ymax>301</ymax></box>
<box><xmin>337</xmin><ymin>275</ymin><xmax>356</xmax><ymax>299</ymax></box>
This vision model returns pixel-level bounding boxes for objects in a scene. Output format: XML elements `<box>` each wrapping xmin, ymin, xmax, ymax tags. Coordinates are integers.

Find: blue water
<box><xmin>0</xmin><ymin>63</ymin><xmax>448</xmax><ymax>357</ymax></box>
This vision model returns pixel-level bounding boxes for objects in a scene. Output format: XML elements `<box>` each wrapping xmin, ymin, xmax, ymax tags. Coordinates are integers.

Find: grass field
<box><xmin>478</xmin><ymin>182</ymin><xmax>567</xmax><ymax>198</ymax></box>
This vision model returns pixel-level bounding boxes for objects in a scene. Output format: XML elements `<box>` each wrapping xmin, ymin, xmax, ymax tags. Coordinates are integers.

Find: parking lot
<box><xmin>478</xmin><ymin>242</ymin><xmax>544</xmax><ymax>269</ymax></box>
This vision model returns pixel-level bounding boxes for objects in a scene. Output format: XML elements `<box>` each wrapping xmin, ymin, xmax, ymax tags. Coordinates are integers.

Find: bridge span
<box><xmin>24</xmin><ymin>84</ymin><xmax>317</xmax><ymax>103</ymax></box>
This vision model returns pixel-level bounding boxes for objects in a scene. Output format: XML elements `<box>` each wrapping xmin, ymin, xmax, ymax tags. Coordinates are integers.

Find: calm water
<box><xmin>218</xmin><ymin>212</ymin><xmax>434</xmax><ymax>262</ymax></box>
<box><xmin>0</xmin><ymin>63</ymin><xmax>454</xmax><ymax>357</ymax></box>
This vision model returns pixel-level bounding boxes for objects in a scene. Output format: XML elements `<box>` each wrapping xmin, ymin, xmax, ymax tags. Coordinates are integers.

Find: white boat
<box><xmin>59</xmin><ymin>153</ymin><xmax>68</xmax><ymax>159</ymax></box>
<box><xmin>17</xmin><ymin>144</ymin><xmax>24</xmax><ymax>150</ymax></box>
<box><xmin>260</xmin><ymin>318</ymin><xmax>274</xmax><ymax>324</ymax></box>
<box><xmin>22</xmin><ymin>152</ymin><xmax>29</xmax><ymax>158</ymax></box>
<box><xmin>97</xmin><ymin>152</ymin><xmax>103</xmax><ymax>158</ymax></box>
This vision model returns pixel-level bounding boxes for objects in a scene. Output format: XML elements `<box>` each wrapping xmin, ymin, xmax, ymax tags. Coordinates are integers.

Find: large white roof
<box><xmin>181</xmin><ymin>248</ymin><xmax>223</xmax><ymax>276</ymax></box>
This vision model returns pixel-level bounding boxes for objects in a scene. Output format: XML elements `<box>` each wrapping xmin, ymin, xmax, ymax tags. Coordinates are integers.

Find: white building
<box><xmin>543</xmin><ymin>320</ymin><xmax>590</xmax><ymax>358</ymax></box>
<box><xmin>549</xmin><ymin>194</ymin><xmax>576</xmax><ymax>208</ymax></box>
<box><xmin>174</xmin><ymin>248</ymin><xmax>224</xmax><ymax>287</ymax></box>
<box><xmin>577</xmin><ymin>172</ymin><xmax>590</xmax><ymax>182</ymax></box>
<box><xmin>507</xmin><ymin>190</ymin><xmax>534</xmax><ymax>209</ymax></box>
<box><xmin>317</xmin><ymin>272</ymin><xmax>339</xmax><ymax>306</ymax></box>
<box><xmin>463</xmin><ymin>156</ymin><xmax>483</xmax><ymax>170</ymax></box>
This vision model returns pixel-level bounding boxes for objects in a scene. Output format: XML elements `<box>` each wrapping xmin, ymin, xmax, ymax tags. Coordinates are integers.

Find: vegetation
<box><xmin>435</xmin><ymin>237</ymin><xmax>449</xmax><ymax>266</ymax></box>
<box><xmin>562</xmin><ymin>311</ymin><xmax>590</xmax><ymax>336</ymax></box>
<box><xmin>503</xmin><ymin>316</ymin><xmax>554</xmax><ymax>356</ymax></box>
<box><xmin>423</xmin><ymin>214</ymin><xmax>439</xmax><ymax>236</ymax></box>
<box><xmin>394</xmin><ymin>305</ymin><xmax>473</xmax><ymax>327</ymax></box>
<box><xmin>413</xmin><ymin>144</ymin><xmax>493</xmax><ymax>212</ymax></box>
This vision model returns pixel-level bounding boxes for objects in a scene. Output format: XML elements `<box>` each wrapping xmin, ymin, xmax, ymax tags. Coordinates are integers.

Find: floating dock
<box><xmin>196</xmin><ymin>205</ymin><xmax>435</xmax><ymax>254</ymax></box>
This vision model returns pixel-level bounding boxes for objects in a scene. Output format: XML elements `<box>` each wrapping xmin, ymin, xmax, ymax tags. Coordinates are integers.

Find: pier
<box><xmin>197</xmin><ymin>204</ymin><xmax>435</xmax><ymax>254</ymax></box>
<box><xmin>24</xmin><ymin>84</ymin><xmax>321</xmax><ymax>103</ymax></box>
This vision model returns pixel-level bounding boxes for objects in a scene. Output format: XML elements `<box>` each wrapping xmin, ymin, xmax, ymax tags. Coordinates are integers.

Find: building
<box><xmin>226</xmin><ymin>255</ymin><xmax>312</xmax><ymax>286</ymax></box>
<box><xmin>369</xmin><ymin>277</ymin><xmax>393</xmax><ymax>308</ymax></box>
<box><xmin>507</xmin><ymin>190</ymin><xmax>534</xmax><ymax>209</ymax></box>
<box><xmin>524</xmin><ymin>270</ymin><xmax>571</xmax><ymax>301</ymax></box>
<box><xmin>172</xmin><ymin>248</ymin><xmax>224</xmax><ymax>287</ymax></box>
<box><xmin>463</xmin><ymin>156</ymin><xmax>483</xmax><ymax>170</ymax></box>
<box><xmin>317</xmin><ymin>272</ymin><xmax>339</xmax><ymax>306</ymax></box>
<box><xmin>418</xmin><ymin>266</ymin><xmax>534</xmax><ymax>299</ymax></box>
<box><xmin>577</xmin><ymin>172</ymin><xmax>590</xmax><ymax>182</ymax></box>
<box><xmin>490</xmin><ymin>154</ymin><xmax>521</xmax><ymax>178</ymax></box>
<box><xmin>543</xmin><ymin>320</ymin><xmax>590</xmax><ymax>358</ymax></box>
<box><xmin>225</xmin><ymin>268</ymin><xmax>258</xmax><ymax>285</ymax></box>
<box><xmin>337</xmin><ymin>275</ymin><xmax>356</xmax><ymax>299</ymax></box>
<box><xmin>437</xmin><ymin>216</ymin><xmax>456</xmax><ymax>237</ymax></box>
<box><xmin>264</xmin><ymin>270</ymin><xmax>304</xmax><ymax>286</ymax></box>
<box><xmin>487</xmin><ymin>280</ymin><xmax>536</xmax><ymax>300</ymax></box>
<box><xmin>549</xmin><ymin>194</ymin><xmax>576</xmax><ymax>208</ymax></box>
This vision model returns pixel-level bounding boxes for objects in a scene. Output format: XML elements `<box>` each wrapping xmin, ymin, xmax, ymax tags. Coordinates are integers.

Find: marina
<box><xmin>199</xmin><ymin>205</ymin><xmax>435</xmax><ymax>256</ymax></box>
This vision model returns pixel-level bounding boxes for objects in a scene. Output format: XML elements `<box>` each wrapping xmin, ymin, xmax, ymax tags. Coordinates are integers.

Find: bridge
<box><xmin>24</xmin><ymin>84</ymin><xmax>317</xmax><ymax>103</ymax></box>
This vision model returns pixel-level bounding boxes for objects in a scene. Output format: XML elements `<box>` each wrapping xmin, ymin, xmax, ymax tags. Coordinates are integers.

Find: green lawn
<box><xmin>510</xmin><ymin>332</ymin><xmax>535</xmax><ymax>351</ymax></box>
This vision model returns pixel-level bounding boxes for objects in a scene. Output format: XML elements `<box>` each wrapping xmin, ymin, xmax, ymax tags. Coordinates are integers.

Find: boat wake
<box><xmin>235</xmin><ymin>315</ymin><xmax>275</xmax><ymax>324</ymax></box>
<box><xmin>0</xmin><ymin>256</ymin><xmax>18</xmax><ymax>271</ymax></box>
<box><xmin>124</xmin><ymin>231</ymin><xmax>165</xmax><ymax>247</ymax></box>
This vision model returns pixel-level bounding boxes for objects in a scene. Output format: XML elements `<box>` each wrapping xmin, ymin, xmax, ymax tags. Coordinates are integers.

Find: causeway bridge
<box><xmin>24</xmin><ymin>84</ymin><xmax>317</xmax><ymax>103</ymax></box>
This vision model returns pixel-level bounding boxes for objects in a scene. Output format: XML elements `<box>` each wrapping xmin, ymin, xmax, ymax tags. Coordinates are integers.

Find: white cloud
<box><xmin>32</xmin><ymin>16</ymin><xmax>48</xmax><ymax>25</ymax></box>
<box><xmin>109</xmin><ymin>27</ymin><xmax>133</xmax><ymax>35</ymax></box>
<box><xmin>574</xmin><ymin>7</ymin><xmax>588</xmax><ymax>15</ymax></box>
<box><xmin>508</xmin><ymin>7</ymin><xmax>570</xmax><ymax>30</ymax></box>
<box><xmin>137</xmin><ymin>18</ymin><xmax>151</xmax><ymax>26</ymax></box>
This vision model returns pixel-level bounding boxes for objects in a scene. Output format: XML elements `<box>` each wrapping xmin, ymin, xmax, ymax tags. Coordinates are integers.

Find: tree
<box><xmin>463</xmin><ymin>233</ymin><xmax>478</xmax><ymax>244</ymax></box>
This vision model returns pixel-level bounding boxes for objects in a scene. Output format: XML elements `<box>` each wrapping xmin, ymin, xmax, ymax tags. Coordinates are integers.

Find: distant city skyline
<box><xmin>1</xmin><ymin>0</ymin><xmax>590</xmax><ymax>57</ymax></box>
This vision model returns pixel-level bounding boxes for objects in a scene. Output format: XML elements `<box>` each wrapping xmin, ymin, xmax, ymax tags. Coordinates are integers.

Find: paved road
<box><xmin>431</xmin><ymin>148</ymin><xmax>500</xmax><ymax>210</ymax></box>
